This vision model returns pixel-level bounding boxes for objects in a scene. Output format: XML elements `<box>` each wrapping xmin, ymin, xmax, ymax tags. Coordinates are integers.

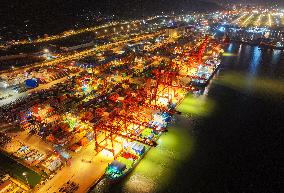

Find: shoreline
<box><xmin>88</xmin><ymin>55</ymin><xmax>221</xmax><ymax>192</ymax></box>
<box><xmin>228</xmin><ymin>40</ymin><xmax>284</xmax><ymax>50</ymax></box>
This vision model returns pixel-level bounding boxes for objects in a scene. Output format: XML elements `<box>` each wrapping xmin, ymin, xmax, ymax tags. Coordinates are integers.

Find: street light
<box><xmin>43</xmin><ymin>48</ymin><xmax>49</xmax><ymax>53</ymax></box>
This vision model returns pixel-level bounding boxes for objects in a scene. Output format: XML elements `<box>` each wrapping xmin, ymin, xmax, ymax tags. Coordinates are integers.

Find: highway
<box><xmin>232</xmin><ymin>12</ymin><xmax>284</xmax><ymax>28</ymax></box>
<box><xmin>242</xmin><ymin>13</ymin><xmax>255</xmax><ymax>27</ymax></box>
<box><xmin>254</xmin><ymin>14</ymin><xmax>263</xmax><ymax>27</ymax></box>
<box><xmin>1</xmin><ymin>31</ymin><xmax>163</xmax><ymax>75</ymax></box>
<box><xmin>13</xmin><ymin>15</ymin><xmax>164</xmax><ymax>46</ymax></box>
<box><xmin>232</xmin><ymin>13</ymin><xmax>248</xmax><ymax>25</ymax></box>
<box><xmin>281</xmin><ymin>14</ymin><xmax>284</xmax><ymax>26</ymax></box>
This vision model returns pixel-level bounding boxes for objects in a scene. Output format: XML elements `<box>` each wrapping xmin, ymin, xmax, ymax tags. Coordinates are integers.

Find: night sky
<box><xmin>0</xmin><ymin>0</ymin><xmax>283</xmax><ymax>39</ymax></box>
<box><xmin>0</xmin><ymin>0</ymin><xmax>221</xmax><ymax>26</ymax></box>
<box><xmin>1</xmin><ymin>0</ymin><xmax>283</xmax><ymax>19</ymax></box>
<box><xmin>211</xmin><ymin>0</ymin><xmax>284</xmax><ymax>5</ymax></box>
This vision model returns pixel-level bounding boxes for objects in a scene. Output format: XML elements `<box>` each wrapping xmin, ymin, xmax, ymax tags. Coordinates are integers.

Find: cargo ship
<box><xmin>104</xmin><ymin>112</ymin><xmax>172</xmax><ymax>182</ymax></box>
<box><xmin>190</xmin><ymin>57</ymin><xmax>221</xmax><ymax>87</ymax></box>
<box><xmin>105</xmin><ymin>143</ymin><xmax>150</xmax><ymax>182</ymax></box>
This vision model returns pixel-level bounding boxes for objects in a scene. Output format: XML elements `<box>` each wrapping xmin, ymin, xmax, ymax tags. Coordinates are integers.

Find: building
<box><xmin>165</xmin><ymin>26</ymin><xmax>187</xmax><ymax>38</ymax></box>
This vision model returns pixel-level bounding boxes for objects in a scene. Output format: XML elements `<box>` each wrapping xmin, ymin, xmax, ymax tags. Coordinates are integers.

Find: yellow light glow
<box><xmin>242</xmin><ymin>14</ymin><xmax>254</xmax><ymax>26</ymax></box>
<box><xmin>101</xmin><ymin>149</ymin><xmax>113</xmax><ymax>157</ymax></box>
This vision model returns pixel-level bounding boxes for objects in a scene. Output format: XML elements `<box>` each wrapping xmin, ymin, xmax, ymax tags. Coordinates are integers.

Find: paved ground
<box><xmin>33</xmin><ymin>141</ymin><xmax>114</xmax><ymax>193</ymax></box>
<box><xmin>0</xmin><ymin>71</ymin><xmax>81</xmax><ymax>107</ymax></box>
<box><xmin>0</xmin><ymin>32</ymin><xmax>161</xmax><ymax>108</ymax></box>
<box><xmin>0</xmin><ymin>31</ymin><xmax>164</xmax><ymax>193</ymax></box>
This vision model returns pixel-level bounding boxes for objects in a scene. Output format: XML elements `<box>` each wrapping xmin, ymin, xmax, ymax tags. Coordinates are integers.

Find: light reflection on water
<box><xmin>249</xmin><ymin>47</ymin><xmax>261</xmax><ymax>75</ymax></box>
<box><xmin>238</xmin><ymin>44</ymin><xmax>242</xmax><ymax>56</ymax></box>
<box><xmin>109</xmin><ymin>111</ymin><xmax>196</xmax><ymax>193</ymax></box>
<box><xmin>93</xmin><ymin>43</ymin><xmax>284</xmax><ymax>193</ymax></box>
<box><xmin>119</xmin><ymin>44</ymin><xmax>284</xmax><ymax>193</ymax></box>
<box><xmin>241</xmin><ymin>45</ymin><xmax>252</xmax><ymax>68</ymax></box>
<box><xmin>271</xmin><ymin>50</ymin><xmax>281</xmax><ymax>65</ymax></box>
<box><xmin>119</xmin><ymin>43</ymin><xmax>284</xmax><ymax>193</ymax></box>
<box><xmin>220</xmin><ymin>43</ymin><xmax>284</xmax><ymax>94</ymax></box>
<box><xmin>122</xmin><ymin>174</ymin><xmax>156</xmax><ymax>193</ymax></box>
<box><xmin>227</xmin><ymin>43</ymin><xmax>233</xmax><ymax>52</ymax></box>
<box><xmin>236</xmin><ymin>44</ymin><xmax>242</xmax><ymax>65</ymax></box>
<box><xmin>216</xmin><ymin>72</ymin><xmax>284</xmax><ymax>97</ymax></box>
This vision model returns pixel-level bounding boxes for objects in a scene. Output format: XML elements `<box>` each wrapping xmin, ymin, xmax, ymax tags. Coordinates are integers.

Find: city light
<box><xmin>0</xmin><ymin>3</ymin><xmax>283</xmax><ymax>193</ymax></box>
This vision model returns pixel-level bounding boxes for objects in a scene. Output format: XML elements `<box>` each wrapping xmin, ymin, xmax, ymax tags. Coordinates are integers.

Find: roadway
<box><xmin>1</xmin><ymin>31</ymin><xmax>163</xmax><ymax>75</ymax></box>
<box><xmin>0</xmin><ymin>30</ymin><xmax>166</xmax><ymax>193</ymax></box>
<box><xmin>33</xmin><ymin>140</ymin><xmax>115</xmax><ymax>193</ymax></box>
<box><xmin>13</xmin><ymin>15</ymin><xmax>162</xmax><ymax>46</ymax></box>
<box><xmin>0</xmin><ymin>31</ymin><xmax>164</xmax><ymax>107</ymax></box>
<box><xmin>232</xmin><ymin>13</ymin><xmax>248</xmax><ymax>25</ymax></box>
<box><xmin>232</xmin><ymin>12</ymin><xmax>284</xmax><ymax>28</ymax></box>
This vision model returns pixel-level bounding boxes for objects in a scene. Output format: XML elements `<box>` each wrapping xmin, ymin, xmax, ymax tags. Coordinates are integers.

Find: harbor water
<box><xmin>102</xmin><ymin>43</ymin><xmax>284</xmax><ymax>193</ymax></box>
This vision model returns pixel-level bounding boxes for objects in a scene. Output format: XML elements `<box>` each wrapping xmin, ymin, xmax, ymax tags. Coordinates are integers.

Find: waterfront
<box><xmin>109</xmin><ymin>43</ymin><xmax>283</xmax><ymax>193</ymax></box>
<box><xmin>1</xmin><ymin>3</ymin><xmax>284</xmax><ymax>193</ymax></box>
<box><xmin>0</xmin><ymin>15</ymin><xmax>222</xmax><ymax>192</ymax></box>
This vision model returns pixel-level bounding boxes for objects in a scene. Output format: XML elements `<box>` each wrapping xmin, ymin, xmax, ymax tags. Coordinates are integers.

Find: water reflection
<box><xmin>227</xmin><ymin>43</ymin><xmax>233</xmax><ymax>52</ymax></box>
<box><xmin>249</xmin><ymin>47</ymin><xmax>261</xmax><ymax>75</ymax></box>
<box><xmin>237</xmin><ymin>44</ymin><xmax>242</xmax><ymax>61</ymax></box>
<box><xmin>216</xmin><ymin>72</ymin><xmax>284</xmax><ymax>97</ymax></box>
<box><xmin>221</xmin><ymin>43</ymin><xmax>283</xmax><ymax>88</ymax></box>
<box><xmin>243</xmin><ymin>45</ymin><xmax>251</xmax><ymax>62</ymax></box>
<box><xmin>110</xmin><ymin>121</ymin><xmax>195</xmax><ymax>193</ymax></box>
<box><xmin>103</xmin><ymin>43</ymin><xmax>284</xmax><ymax>193</ymax></box>
<box><xmin>271</xmin><ymin>50</ymin><xmax>281</xmax><ymax>65</ymax></box>
<box><xmin>176</xmin><ymin>94</ymin><xmax>215</xmax><ymax>116</ymax></box>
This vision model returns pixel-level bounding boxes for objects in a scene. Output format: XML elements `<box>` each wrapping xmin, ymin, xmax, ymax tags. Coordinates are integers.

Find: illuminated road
<box><xmin>1</xmin><ymin>31</ymin><xmax>163</xmax><ymax>75</ymax></box>
<box><xmin>15</xmin><ymin>21</ymin><xmax>134</xmax><ymax>45</ymax></box>
<box><xmin>231</xmin><ymin>12</ymin><xmax>284</xmax><ymax>28</ymax></box>
<box><xmin>242</xmin><ymin>14</ymin><xmax>255</xmax><ymax>27</ymax></box>
<box><xmin>254</xmin><ymin>14</ymin><xmax>263</xmax><ymax>27</ymax></box>
<box><xmin>267</xmin><ymin>14</ymin><xmax>272</xmax><ymax>27</ymax></box>
<box><xmin>281</xmin><ymin>14</ymin><xmax>284</xmax><ymax>26</ymax></box>
<box><xmin>232</xmin><ymin>13</ymin><xmax>248</xmax><ymax>25</ymax></box>
<box><xmin>0</xmin><ymin>31</ymin><xmax>163</xmax><ymax>108</ymax></box>
<box><xmin>13</xmin><ymin>16</ymin><xmax>164</xmax><ymax>46</ymax></box>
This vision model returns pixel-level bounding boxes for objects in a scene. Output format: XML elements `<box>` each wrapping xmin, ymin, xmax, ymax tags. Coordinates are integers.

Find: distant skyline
<box><xmin>210</xmin><ymin>0</ymin><xmax>284</xmax><ymax>6</ymax></box>
<box><xmin>1</xmin><ymin>0</ymin><xmax>284</xmax><ymax>12</ymax></box>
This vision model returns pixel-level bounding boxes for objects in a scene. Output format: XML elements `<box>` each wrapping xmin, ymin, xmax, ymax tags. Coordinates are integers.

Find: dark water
<box><xmin>109</xmin><ymin>43</ymin><xmax>284</xmax><ymax>193</ymax></box>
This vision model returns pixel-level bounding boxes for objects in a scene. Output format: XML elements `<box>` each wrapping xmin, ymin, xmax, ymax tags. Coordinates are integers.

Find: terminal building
<box><xmin>165</xmin><ymin>25</ymin><xmax>193</xmax><ymax>38</ymax></box>
<box><xmin>165</xmin><ymin>27</ymin><xmax>180</xmax><ymax>38</ymax></box>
